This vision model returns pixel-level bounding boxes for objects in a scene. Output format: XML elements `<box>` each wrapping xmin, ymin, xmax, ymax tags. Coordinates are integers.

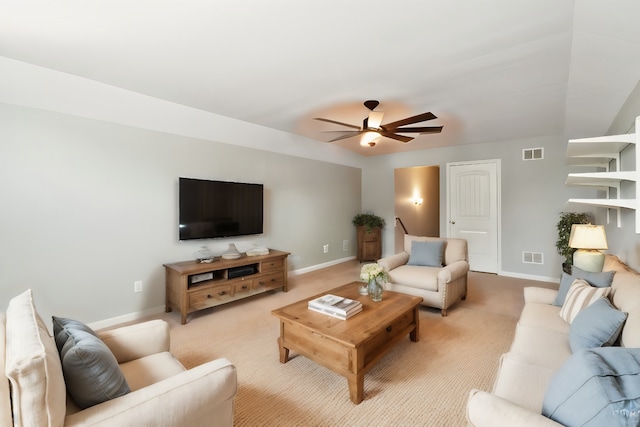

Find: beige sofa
<box><xmin>467</xmin><ymin>255</ymin><xmax>640</xmax><ymax>426</ymax></box>
<box><xmin>378</xmin><ymin>235</ymin><xmax>469</xmax><ymax>316</ymax></box>
<box><xmin>2</xmin><ymin>289</ymin><xmax>237</xmax><ymax>427</ymax></box>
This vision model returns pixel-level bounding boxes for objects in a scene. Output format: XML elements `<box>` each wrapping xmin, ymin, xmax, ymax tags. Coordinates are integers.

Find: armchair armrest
<box><xmin>378</xmin><ymin>252</ymin><xmax>409</xmax><ymax>272</ymax></box>
<box><xmin>98</xmin><ymin>320</ymin><xmax>170</xmax><ymax>364</ymax></box>
<box><xmin>64</xmin><ymin>358</ymin><xmax>237</xmax><ymax>427</ymax></box>
<box><xmin>467</xmin><ymin>390</ymin><xmax>562</xmax><ymax>427</ymax></box>
<box><xmin>438</xmin><ymin>260</ymin><xmax>469</xmax><ymax>283</ymax></box>
<box><xmin>523</xmin><ymin>287</ymin><xmax>558</xmax><ymax>305</ymax></box>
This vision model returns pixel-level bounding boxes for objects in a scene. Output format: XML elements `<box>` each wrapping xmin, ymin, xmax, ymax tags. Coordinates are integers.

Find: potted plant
<box><xmin>352</xmin><ymin>213</ymin><xmax>385</xmax><ymax>232</ymax></box>
<box><xmin>556</xmin><ymin>211</ymin><xmax>590</xmax><ymax>274</ymax></box>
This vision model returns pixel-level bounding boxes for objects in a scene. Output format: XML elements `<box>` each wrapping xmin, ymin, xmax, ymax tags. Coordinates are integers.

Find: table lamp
<box><xmin>569</xmin><ymin>224</ymin><xmax>608</xmax><ymax>273</ymax></box>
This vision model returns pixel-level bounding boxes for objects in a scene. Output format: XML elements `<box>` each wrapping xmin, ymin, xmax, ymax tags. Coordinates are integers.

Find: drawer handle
<box><xmin>218</xmin><ymin>291</ymin><xmax>227</xmax><ymax>296</ymax></box>
<box><xmin>207</xmin><ymin>294</ymin><xmax>212</xmax><ymax>298</ymax></box>
<box><xmin>241</xmin><ymin>285</ymin><xmax>248</xmax><ymax>290</ymax></box>
<box><xmin>386</xmin><ymin>326</ymin><xmax>392</xmax><ymax>333</ymax></box>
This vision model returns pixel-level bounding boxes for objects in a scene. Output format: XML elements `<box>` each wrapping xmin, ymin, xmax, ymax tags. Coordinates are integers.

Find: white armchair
<box><xmin>2</xmin><ymin>289</ymin><xmax>237</xmax><ymax>427</ymax></box>
<box><xmin>378</xmin><ymin>235</ymin><xmax>469</xmax><ymax>316</ymax></box>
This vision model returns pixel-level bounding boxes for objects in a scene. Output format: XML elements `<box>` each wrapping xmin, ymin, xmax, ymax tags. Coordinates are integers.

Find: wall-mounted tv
<box><xmin>179</xmin><ymin>177</ymin><xmax>264</xmax><ymax>240</ymax></box>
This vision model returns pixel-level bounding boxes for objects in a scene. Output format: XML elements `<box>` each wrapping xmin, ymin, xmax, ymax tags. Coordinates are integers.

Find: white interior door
<box><xmin>446</xmin><ymin>160</ymin><xmax>500</xmax><ymax>273</ymax></box>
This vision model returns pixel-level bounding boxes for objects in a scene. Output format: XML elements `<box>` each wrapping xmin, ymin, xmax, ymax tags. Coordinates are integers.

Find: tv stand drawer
<box><xmin>189</xmin><ymin>285</ymin><xmax>233</xmax><ymax>310</ymax></box>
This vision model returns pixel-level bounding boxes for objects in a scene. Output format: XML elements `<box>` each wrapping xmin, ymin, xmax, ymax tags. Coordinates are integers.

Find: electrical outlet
<box><xmin>323</xmin><ymin>244</ymin><xmax>329</xmax><ymax>253</ymax></box>
<box><xmin>134</xmin><ymin>280</ymin><xmax>143</xmax><ymax>293</ymax></box>
<box><xmin>343</xmin><ymin>240</ymin><xmax>348</xmax><ymax>251</ymax></box>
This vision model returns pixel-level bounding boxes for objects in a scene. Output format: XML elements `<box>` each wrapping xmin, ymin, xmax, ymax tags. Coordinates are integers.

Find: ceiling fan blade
<box><xmin>378</xmin><ymin>131</ymin><xmax>413</xmax><ymax>143</ymax></box>
<box><xmin>383</xmin><ymin>112</ymin><xmax>437</xmax><ymax>130</ymax></box>
<box><xmin>367</xmin><ymin>111</ymin><xmax>385</xmax><ymax>129</ymax></box>
<box><xmin>391</xmin><ymin>126</ymin><xmax>443</xmax><ymax>134</ymax></box>
<box><xmin>314</xmin><ymin>118</ymin><xmax>361</xmax><ymax>130</ymax></box>
<box><xmin>328</xmin><ymin>131</ymin><xmax>366</xmax><ymax>142</ymax></box>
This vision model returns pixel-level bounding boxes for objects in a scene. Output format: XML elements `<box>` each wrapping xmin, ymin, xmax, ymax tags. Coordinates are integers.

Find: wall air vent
<box><xmin>523</xmin><ymin>148</ymin><xmax>544</xmax><ymax>161</ymax></box>
<box><xmin>522</xmin><ymin>251</ymin><xmax>544</xmax><ymax>265</ymax></box>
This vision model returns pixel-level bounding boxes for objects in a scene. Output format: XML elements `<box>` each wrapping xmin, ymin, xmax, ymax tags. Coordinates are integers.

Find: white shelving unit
<box><xmin>565</xmin><ymin>117</ymin><xmax>639</xmax><ymax>232</ymax></box>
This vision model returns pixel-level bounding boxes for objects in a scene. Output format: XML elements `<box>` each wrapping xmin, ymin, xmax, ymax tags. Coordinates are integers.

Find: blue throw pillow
<box><xmin>553</xmin><ymin>267</ymin><xmax>615</xmax><ymax>306</ymax></box>
<box><xmin>542</xmin><ymin>347</ymin><xmax>640</xmax><ymax>426</ymax></box>
<box><xmin>569</xmin><ymin>297</ymin><xmax>627</xmax><ymax>352</ymax></box>
<box><xmin>407</xmin><ymin>240</ymin><xmax>445</xmax><ymax>267</ymax></box>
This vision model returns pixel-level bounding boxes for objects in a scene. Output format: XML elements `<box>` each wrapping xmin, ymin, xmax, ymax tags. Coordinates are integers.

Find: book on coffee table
<box><xmin>308</xmin><ymin>294</ymin><xmax>362</xmax><ymax>319</ymax></box>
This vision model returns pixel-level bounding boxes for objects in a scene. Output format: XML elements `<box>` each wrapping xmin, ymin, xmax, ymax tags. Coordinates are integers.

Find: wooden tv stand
<box><xmin>164</xmin><ymin>249</ymin><xmax>289</xmax><ymax>324</ymax></box>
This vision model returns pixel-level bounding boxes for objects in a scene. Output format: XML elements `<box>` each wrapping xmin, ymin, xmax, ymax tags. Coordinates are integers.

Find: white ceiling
<box><xmin>1</xmin><ymin>0</ymin><xmax>640</xmax><ymax>156</ymax></box>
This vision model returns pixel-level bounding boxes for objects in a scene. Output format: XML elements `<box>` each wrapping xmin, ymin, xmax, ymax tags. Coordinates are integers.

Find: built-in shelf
<box><xmin>565</xmin><ymin>116</ymin><xmax>639</xmax><ymax>232</ymax></box>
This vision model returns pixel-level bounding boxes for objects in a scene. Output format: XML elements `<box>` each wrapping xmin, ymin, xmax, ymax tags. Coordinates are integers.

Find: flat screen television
<box><xmin>179</xmin><ymin>177</ymin><xmax>264</xmax><ymax>240</ymax></box>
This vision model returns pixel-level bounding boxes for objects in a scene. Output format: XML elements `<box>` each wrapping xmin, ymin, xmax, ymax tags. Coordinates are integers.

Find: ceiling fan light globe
<box><xmin>360</xmin><ymin>131</ymin><xmax>379</xmax><ymax>147</ymax></box>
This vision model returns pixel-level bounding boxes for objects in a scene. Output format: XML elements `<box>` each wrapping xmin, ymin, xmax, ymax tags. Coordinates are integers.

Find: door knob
<box><xmin>450</xmin><ymin>220</ymin><xmax>456</xmax><ymax>224</ymax></box>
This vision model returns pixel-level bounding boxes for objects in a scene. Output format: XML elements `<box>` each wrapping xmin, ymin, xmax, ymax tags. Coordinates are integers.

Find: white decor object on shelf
<box><xmin>195</xmin><ymin>246</ymin><xmax>215</xmax><ymax>263</ymax></box>
<box><xmin>221</xmin><ymin>243</ymin><xmax>241</xmax><ymax>260</ymax></box>
<box><xmin>565</xmin><ymin>116</ymin><xmax>639</xmax><ymax>233</ymax></box>
<box><xmin>246</xmin><ymin>246</ymin><xmax>269</xmax><ymax>256</ymax></box>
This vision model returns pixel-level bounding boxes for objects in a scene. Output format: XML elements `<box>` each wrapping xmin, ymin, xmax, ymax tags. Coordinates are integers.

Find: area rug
<box><xmin>154</xmin><ymin>264</ymin><xmax>550</xmax><ymax>426</ymax></box>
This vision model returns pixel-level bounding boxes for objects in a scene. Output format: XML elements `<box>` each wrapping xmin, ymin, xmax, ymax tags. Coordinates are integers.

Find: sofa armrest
<box><xmin>64</xmin><ymin>358</ymin><xmax>237</xmax><ymax>427</ymax></box>
<box><xmin>378</xmin><ymin>252</ymin><xmax>410</xmax><ymax>272</ymax></box>
<box><xmin>438</xmin><ymin>260</ymin><xmax>469</xmax><ymax>283</ymax></box>
<box><xmin>98</xmin><ymin>320</ymin><xmax>170</xmax><ymax>364</ymax></box>
<box><xmin>523</xmin><ymin>287</ymin><xmax>558</xmax><ymax>305</ymax></box>
<box><xmin>467</xmin><ymin>390</ymin><xmax>562</xmax><ymax>427</ymax></box>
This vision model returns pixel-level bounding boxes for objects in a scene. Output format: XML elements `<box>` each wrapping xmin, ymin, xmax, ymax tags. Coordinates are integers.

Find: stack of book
<box><xmin>308</xmin><ymin>294</ymin><xmax>363</xmax><ymax>320</ymax></box>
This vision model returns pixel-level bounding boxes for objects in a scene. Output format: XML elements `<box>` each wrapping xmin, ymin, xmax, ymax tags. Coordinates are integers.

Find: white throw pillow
<box><xmin>559</xmin><ymin>279</ymin><xmax>611</xmax><ymax>324</ymax></box>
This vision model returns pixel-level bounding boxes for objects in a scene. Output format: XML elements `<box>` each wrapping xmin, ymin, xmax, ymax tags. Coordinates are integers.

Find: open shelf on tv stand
<box><xmin>163</xmin><ymin>249</ymin><xmax>289</xmax><ymax>324</ymax></box>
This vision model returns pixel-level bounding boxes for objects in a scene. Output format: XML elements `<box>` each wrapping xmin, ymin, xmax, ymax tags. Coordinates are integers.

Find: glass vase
<box><xmin>368</xmin><ymin>278</ymin><xmax>383</xmax><ymax>302</ymax></box>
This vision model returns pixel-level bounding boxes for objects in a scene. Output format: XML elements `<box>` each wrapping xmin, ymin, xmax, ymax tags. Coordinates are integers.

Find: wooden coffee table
<box><xmin>271</xmin><ymin>281</ymin><xmax>422</xmax><ymax>404</ymax></box>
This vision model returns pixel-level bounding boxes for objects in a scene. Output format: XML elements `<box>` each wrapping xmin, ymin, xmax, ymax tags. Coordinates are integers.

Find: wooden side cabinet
<box><xmin>164</xmin><ymin>249</ymin><xmax>289</xmax><ymax>324</ymax></box>
<box><xmin>356</xmin><ymin>226</ymin><xmax>381</xmax><ymax>262</ymax></box>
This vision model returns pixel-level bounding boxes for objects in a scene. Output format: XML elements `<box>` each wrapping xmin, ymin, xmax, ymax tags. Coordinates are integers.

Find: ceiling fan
<box><xmin>314</xmin><ymin>100</ymin><xmax>443</xmax><ymax>147</ymax></box>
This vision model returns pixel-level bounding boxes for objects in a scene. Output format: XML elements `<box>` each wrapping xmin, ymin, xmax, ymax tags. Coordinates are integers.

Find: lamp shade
<box><xmin>568</xmin><ymin>224</ymin><xmax>608</xmax><ymax>250</ymax></box>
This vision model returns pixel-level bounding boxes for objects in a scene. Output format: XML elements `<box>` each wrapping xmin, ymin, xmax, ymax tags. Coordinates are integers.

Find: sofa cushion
<box><xmin>518</xmin><ymin>303</ymin><xmax>569</xmax><ymax>335</ymax></box>
<box><xmin>53</xmin><ymin>316</ymin><xmax>130</xmax><ymax>409</ymax></box>
<box><xmin>407</xmin><ymin>240</ymin><xmax>445</xmax><ymax>267</ymax></box>
<box><xmin>4</xmin><ymin>289</ymin><xmax>66</xmax><ymax>427</ymax></box>
<box><xmin>508</xmin><ymin>324</ymin><xmax>572</xmax><ymax>371</ymax></box>
<box><xmin>493</xmin><ymin>353</ymin><xmax>558</xmax><ymax>413</ymax></box>
<box><xmin>119</xmin><ymin>352</ymin><xmax>185</xmax><ymax>391</ymax></box>
<box><xmin>553</xmin><ymin>268</ymin><xmax>615</xmax><ymax>307</ymax></box>
<box><xmin>569</xmin><ymin>297</ymin><xmax>627</xmax><ymax>352</ymax></box>
<box><xmin>542</xmin><ymin>347</ymin><xmax>640</xmax><ymax>426</ymax></box>
<box><xmin>387</xmin><ymin>265</ymin><xmax>439</xmax><ymax>291</ymax></box>
<box><xmin>559</xmin><ymin>279</ymin><xmax>611</xmax><ymax>323</ymax></box>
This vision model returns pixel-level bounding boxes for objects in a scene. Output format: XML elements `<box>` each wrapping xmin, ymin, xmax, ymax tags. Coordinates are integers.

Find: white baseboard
<box><xmin>88</xmin><ymin>305</ymin><xmax>166</xmax><ymax>331</ymax></box>
<box><xmin>289</xmin><ymin>256</ymin><xmax>356</xmax><ymax>276</ymax></box>
<box><xmin>499</xmin><ymin>270</ymin><xmax>560</xmax><ymax>284</ymax></box>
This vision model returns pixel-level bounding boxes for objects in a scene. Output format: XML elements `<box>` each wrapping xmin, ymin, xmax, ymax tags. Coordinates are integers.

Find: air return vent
<box><xmin>522</xmin><ymin>251</ymin><xmax>544</xmax><ymax>264</ymax></box>
<box><xmin>522</xmin><ymin>147</ymin><xmax>544</xmax><ymax>161</ymax></box>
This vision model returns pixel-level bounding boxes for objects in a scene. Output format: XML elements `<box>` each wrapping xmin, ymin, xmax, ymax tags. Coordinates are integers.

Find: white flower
<box><xmin>360</xmin><ymin>263</ymin><xmax>388</xmax><ymax>282</ymax></box>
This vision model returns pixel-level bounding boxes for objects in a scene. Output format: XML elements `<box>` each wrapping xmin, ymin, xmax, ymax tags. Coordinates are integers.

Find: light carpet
<box><xmin>144</xmin><ymin>260</ymin><xmax>556</xmax><ymax>426</ymax></box>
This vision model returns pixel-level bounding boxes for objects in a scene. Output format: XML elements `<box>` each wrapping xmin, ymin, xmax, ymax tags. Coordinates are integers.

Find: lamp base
<box><xmin>573</xmin><ymin>249</ymin><xmax>605</xmax><ymax>273</ymax></box>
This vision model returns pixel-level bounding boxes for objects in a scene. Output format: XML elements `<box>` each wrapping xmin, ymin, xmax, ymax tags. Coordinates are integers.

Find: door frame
<box><xmin>445</xmin><ymin>159</ymin><xmax>502</xmax><ymax>274</ymax></box>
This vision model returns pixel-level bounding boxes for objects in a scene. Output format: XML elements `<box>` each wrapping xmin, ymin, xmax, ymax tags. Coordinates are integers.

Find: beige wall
<box><xmin>0</xmin><ymin>103</ymin><xmax>362</xmax><ymax>325</ymax></box>
<box><xmin>393</xmin><ymin>166</ymin><xmax>439</xmax><ymax>251</ymax></box>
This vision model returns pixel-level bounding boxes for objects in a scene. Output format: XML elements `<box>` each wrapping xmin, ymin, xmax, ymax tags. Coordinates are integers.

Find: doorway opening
<box><xmin>394</xmin><ymin>166</ymin><xmax>440</xmax><ymax>252</ymax></box>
